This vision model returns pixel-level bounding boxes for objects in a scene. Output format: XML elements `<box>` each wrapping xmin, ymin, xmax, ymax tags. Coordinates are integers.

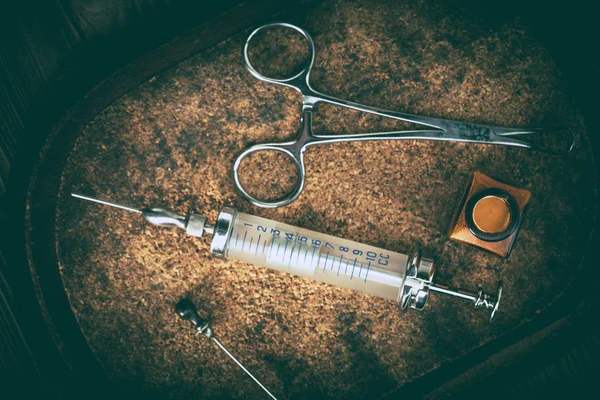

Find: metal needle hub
<box><xmin>71</xmin><ymin>193</ymin><xmax>212</xmax><ymax>237</ymax></box>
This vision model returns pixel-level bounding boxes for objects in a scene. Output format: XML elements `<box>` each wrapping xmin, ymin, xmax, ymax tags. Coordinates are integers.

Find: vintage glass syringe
<box><xmin>72</xmin><ymin>193</ymin><xmax>502</xmax><ymax>322</ymax></box>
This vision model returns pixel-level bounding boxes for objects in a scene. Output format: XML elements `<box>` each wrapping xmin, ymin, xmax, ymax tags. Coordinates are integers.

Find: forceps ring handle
<box><xmin>243</xmin><ymin>22</ymin><xmax>316</xmax><ymax>93</ymax></box>
<box><xmin>233</xmin><ymin>144</ymin><xmax>306</xmax><ymax>208</ymax></box>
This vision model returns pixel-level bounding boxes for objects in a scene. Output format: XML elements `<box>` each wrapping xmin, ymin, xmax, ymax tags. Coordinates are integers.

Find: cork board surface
<box><xmin>55</xmin><ymin>0</ymin><xmax>597</xmax><ymax>398</ymax></box>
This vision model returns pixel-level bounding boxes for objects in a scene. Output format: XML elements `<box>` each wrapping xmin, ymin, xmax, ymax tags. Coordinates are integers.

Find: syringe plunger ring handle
<box><xmin>403</xmin><ymin>252</ymin><xmax>502</xmax><ymax>322</ymax></box>
<box><xmin>475</xmin><ymin>281</ymin><xmax>502</xmax><ymax>323</ymax></box>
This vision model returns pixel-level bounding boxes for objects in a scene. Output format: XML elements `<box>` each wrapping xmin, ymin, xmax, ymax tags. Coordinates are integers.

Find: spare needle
<box><xmin>176</xmin><ymin>299</ymin><xmax>279</xmax><ymax>400</ymax></box>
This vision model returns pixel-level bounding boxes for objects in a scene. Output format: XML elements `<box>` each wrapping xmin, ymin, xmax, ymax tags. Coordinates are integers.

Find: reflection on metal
<box><xmin>234</xmin><ymin>23</ymin><xmax>574</xmax><ymax>208</ymax></box>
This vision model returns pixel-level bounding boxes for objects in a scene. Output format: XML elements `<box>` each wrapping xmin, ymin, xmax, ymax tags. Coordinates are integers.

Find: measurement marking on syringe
<box><xmin>268</xmin><ymin>240</ymin><xmax>275</xmax><ymax>257</ymax></box>
<box><xmin>344</xmin><ymin>260</ymin><xmax>350</xmax><ymax>275</ymax></box>
<box><xmin>235</xmin><ymin>234</ymin><xmax>239</xmax><ymax>247</ymax></box>
<box><xmin>337</xmin><ymin>255</ymin><xmax>344</xmax><ymax>276</ymax></box>
<box><xmin>358</xmin><ymin>262</ymin><xmax>363</xmax><ymax>278</ymax></box>
<box><xmin>310</xmin><ymin>247</ymin><xmax>316</xmax><ymax>263</ymax></box>
<box><xmin>350</xmin><ymin>259</ymin><xmax>357</xmax><ymax>279</ymax></box>
<box><xmin>296</xmin><ymin>243</ymin><xmax>303</xmax><ymax>264</ymax></box>
<box><xmin>255</xmin><ymin>235</ymin><xmax>262</xmax><ymax>255</ymax></box>
<box><xmin>290</xmin><ymin>244</ymin><xmax>298</xmax><ymax>263</ymax></box>
<box><xmin>364</xmin><ymin>261</ymin><xmax>371</xmax><ymax>282</ymax></box>
<box><xmin>249</xmin><ymin>236</ymin><xmax>253</xmax><ymax>252</ymax></box>
<box><xmin>262</xmin><ymin>238</ymin><xmax>267</xmax><ymax>254</ymax></box>
<box><xmin>241</xmin><ymin>232</ymin><xmax>247</xmax><ymax>251</ymax></box>
<box><xmin>276</xmin><ymin>243</ymin><xmax>281</xmax><ymax>255</ymax></box>
<box><xmin>283</xmin><ymin>241</ymin><xmax>289</xmax><ymax>259</ymax></box>
<box><xmin>322</xmin><ymin>252</ymin><xmax>329</xmax><ymax>272</ymax></box>
<box><xmin>288</xmin><ymin>244</ymin><xmax>295</xmax><ymax>267</ymax></box>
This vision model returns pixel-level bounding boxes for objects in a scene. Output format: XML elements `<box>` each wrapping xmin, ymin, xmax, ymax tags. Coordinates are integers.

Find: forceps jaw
<box><xmin>491</xmin><ymin>126</ymin><xmax>576</xmax><ymax>154</ymax></box>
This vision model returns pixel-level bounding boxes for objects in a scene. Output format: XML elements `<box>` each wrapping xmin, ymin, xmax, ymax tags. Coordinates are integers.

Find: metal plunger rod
<box><xmin>175</xmin><ymin>299</ymin><xmax>278</xmax><ymax>400</ymax></box>
<box><xmin>429</xmin><ymin>281</ymin><xmax>503</xmax><ymax>322</ymax></box>
<box><xmin>430</xmin><ymin>284</ymin><xmax>480</xmax><ymax>302</ymax></box>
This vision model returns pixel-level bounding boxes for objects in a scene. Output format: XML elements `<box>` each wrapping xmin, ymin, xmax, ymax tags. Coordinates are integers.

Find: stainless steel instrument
<box><xmin>73</xmin><ymin>193</ymin><xmax>502</xmax><ymax>322</ymax></box>
<box><xmin>175</xmin><ymin>299</ymin><xmax>278</xmax><ymax>400</ymax></box>
<box><xmin>234</xmin><ymin>22</ymin><xmax>574</xmax><ymax>208</ymax></box>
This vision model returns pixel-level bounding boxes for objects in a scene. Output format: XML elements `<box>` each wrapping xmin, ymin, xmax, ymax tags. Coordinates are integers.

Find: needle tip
<box><xmin>70</xmin><ymin>193</ymin><xmax>141</xmax><ymax>214</ymax></box>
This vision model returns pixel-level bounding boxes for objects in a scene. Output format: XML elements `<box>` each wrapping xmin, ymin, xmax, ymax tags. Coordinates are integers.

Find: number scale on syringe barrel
<box><xmin>222</xmin><ymin>210</ymin><xmax>409</xmax><ymax>302</ymax></box>
<box><xmin>72</xmin><ymin>194</ymin><xmax>503</xmax><ymax>322</ymax></box>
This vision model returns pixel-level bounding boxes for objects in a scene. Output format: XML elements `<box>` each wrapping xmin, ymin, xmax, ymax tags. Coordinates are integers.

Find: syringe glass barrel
<box><xmin>210</xmin><ymin>208</ymin><xmax>410</xmax><ymax>303</ymax></box>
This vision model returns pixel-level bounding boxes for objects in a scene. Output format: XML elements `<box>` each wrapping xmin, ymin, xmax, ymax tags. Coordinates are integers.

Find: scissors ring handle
<box><xmin>243</xmin><ymin>22</ymin><xmax>316</xmax><ymax>90</ymax></box>
<box><xmin>233</xmin><ymin>144</ymin><xmax>306</xmax><ymax>208</ymax></box>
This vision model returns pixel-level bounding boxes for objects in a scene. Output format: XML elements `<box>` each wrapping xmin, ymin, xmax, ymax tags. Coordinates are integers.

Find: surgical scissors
<box><xmin>233</xmin><ymin>23</ymin><xmax>574</xmax><ymax>208</ymax></box>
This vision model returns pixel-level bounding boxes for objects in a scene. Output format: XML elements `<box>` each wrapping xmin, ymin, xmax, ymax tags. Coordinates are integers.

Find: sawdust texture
<box><xmin>56</xmin><ymin>0</ymin><xmax>596</xmax><ymax>399</ymax></box>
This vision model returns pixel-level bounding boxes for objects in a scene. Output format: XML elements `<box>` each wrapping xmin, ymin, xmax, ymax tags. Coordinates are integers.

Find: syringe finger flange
<box><xmin>210</xmin><ymin>207</ymin><xmax>237</xmax><ymax>257</ymax></box>
<box><xmin>399</xmin><ymin>252</ymin><xmax>435</xmax><ymax>311</ymax></box>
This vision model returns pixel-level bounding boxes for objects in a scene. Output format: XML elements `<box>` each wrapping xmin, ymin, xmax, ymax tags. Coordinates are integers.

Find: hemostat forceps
<box><xmin>233</xmin><ymin>22</ymin><xmax>574</xmax><ymax>208</ymax></box>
